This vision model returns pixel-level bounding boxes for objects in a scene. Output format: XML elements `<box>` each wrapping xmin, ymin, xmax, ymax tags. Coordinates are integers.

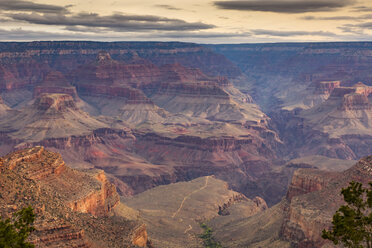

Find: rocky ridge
<box><xmin>124</xmin><ymin>176</ymin><xmax>267</xmax><ymax>248</ymax></box>
<box><xmin>0</xmin><ymin>146</ymin><xmax>149</xmax><ymax>247</ymax></box>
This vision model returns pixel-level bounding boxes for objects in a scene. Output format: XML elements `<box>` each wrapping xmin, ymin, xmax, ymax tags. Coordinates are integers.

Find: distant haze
<box><xmin>0</xmin><ymin>0</ymin><xmax>372</xmax><ymax>43</ymax></box>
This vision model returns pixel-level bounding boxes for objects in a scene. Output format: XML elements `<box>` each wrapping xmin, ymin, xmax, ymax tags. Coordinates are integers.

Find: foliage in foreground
<box><xmin>0</xmin><ymin>206</ymin><xmax>36</xmax><ymax>248</ymax></box>
<box><xmin>199</xmin><ymin>223</ymin><xmax>222</xmax><ymax>248</ymax></box>
<box><xmin>322</xmin><ymin>181</ymin><xmax>372</xmax><ymax>248</ymax></box>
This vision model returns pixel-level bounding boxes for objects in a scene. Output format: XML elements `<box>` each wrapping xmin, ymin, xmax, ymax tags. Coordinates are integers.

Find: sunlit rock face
<box><xmin>0</xmin><ymin>147</ymin><xmax>147</xmax><ymax>247</ymax></box>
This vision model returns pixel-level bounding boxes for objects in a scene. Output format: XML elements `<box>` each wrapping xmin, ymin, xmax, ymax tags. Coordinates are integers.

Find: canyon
<box><xmin>0</xmin><ymin>42</ymin><xmax>285</xmax><ymax>207</ymax></box>
<box><xmin>0</xmin><ymin>41</ymin><xmax>371</xmax><ymax>247</ymax></box>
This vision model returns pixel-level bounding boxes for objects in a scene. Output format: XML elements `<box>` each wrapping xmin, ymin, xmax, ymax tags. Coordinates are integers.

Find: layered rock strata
<box><xmin>0</xmin><ymin>147</ymin><xmax>149</xmax><ymax>247</ymax></box>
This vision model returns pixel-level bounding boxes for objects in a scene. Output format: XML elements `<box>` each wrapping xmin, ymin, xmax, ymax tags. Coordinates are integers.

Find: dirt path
<box><xmin>184</xmin><ymin>224</ymin><xmax>193</xmax><ymax>234</ymax></box>
<box><xmin>172</xmin><ymin>176</ymin><xmax>210</xmax><ymax>218</ymax></box>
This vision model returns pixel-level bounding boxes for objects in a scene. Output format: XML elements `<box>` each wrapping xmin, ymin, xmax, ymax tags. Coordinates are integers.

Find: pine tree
<box><xmin>0</xmin><ymin>206</ymin><xmax>36</xmax><ymax>248</ymax></box>
<box><xmin>322</xmin><ymin>181</ymin><xmax>372</xmax><ymax>248</ymax></box>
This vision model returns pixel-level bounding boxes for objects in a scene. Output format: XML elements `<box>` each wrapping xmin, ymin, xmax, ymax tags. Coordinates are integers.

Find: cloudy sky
<box><xmin>1</xmin><ymin>0</ymin><xmax>372</xmax><ymax>43</ymax></box>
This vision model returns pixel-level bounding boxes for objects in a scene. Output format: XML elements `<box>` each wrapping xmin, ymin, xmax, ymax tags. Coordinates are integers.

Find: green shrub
<box><xmin>0</xmin><ymin>206</ymin><xmax>36</xmax><ymax>248</ymax></box>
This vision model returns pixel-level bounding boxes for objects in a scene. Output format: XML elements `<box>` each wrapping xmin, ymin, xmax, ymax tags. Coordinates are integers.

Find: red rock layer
<box><xmin>0</xmin><ymin>147</ymin><xmax>149</xmax><ymax>247</ymax></box>
<box><xmin>68</xmin><ymin>170</ymin><xmax>119</xmax><ymax>217</ymax></box>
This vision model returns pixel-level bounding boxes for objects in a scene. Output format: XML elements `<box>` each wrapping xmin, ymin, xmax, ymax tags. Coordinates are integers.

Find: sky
<box><xmin>1</xmin><ymin>0</ymin><xmax>372</xmax><ymax>43</ymax></box>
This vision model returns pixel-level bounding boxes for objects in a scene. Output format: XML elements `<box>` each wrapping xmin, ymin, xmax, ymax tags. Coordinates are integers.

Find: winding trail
<box><xmin>172</xmin><ymin>176</ymin><xmax>210</xmax><ymax>219</ymax></box>
<box><xmin>184</xmin><ymin>225</ymin><xmax>193</xmax><ymax>234</ymax></box>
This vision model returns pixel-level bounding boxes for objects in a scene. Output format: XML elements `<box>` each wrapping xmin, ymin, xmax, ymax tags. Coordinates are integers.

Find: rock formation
<box><xmin>0</xmin><ymin>93</ymin><xmax>109</xmax><ymax>143</ymax></box>
<box><xmin>0</xmin><ymin>95</ymin><xmax>9</xmax><ymax>115</ymax></box>
<box><xmin>0</xmin><ymin>147</ymin><xmax>148</xmax><ymax>247</ymax></box>
<box><xmin>280</xmin><ymin>156</ymin><xmax>372</xmax><ymax>247</ymax></box>
<box><xmin>33</xmin><ymin>71</ymin><xmax>80</xmax><ymax>101</ymax></box>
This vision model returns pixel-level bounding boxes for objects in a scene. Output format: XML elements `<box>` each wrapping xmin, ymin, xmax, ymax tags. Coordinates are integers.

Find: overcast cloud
<box><xmin>214</xmin><ymin>0</ymin><xmax>354</xmax><ymax>13</ymax></box>
<box><xmin>251</xmin><ymin>29</ymin><xmax>336</xmax><ymax>37</ymax></box>
<box><xmin>0</xmin><ymin>0</ymin><xmax>371</xmax><ymax>43</ymax></box>
<box><xmin>154</xmin><ymin>5</ymin><xmax>183</xmax><ymax>11</ymax></box>
<box><xmin>0</xmin><ymin>0</ymin><xmax>70</xmax><ymax>14</ymax></box>
<box><xmin>302</xmin><ymin>14</ymin><xmax>372</xmax><ymax>21</ymax></box>
<box><xmin>7</xmin><ymin>12</ymin><xmax>214</xmax><ymax>32</ymax></box>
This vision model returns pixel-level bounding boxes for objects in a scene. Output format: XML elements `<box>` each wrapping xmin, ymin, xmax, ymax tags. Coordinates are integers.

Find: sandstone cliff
<box><xmin>0</xmin><ymin>147</ymin><xmax>148</xmax><ymax>247</ymax></box>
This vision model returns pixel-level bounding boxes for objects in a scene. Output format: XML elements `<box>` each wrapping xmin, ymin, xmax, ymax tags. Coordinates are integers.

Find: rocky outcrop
<box><xmin>0</xmin><ymin>147</ymin><xmax>149</xmax><ymax>247</ymax></box>
<box><xmin>0</xmin><ymin>95</ymin><xmax>9</xmax><ymax>115</ymax></box>
<box><xmin>312</xmin><ymin>81</ymin><xmax>340</xmax><ymax>95</ymax></box>
<box><xmin>340</xmin><ymin>93</ymin><xmax>371</xmax><ymax>110</ymax></box>
<box><xmin>218</xmin><ymin>193</ymin><xmax>251</xmax><ymax>216</ymax></box>
<box><xmin>252</xmin><ymin>196</ymin><xmax>269</xmax><ymax>211</ymax></box>
<box><xmin>131</xmin><ymin>224</ymin><xmax>148</xmax><ymax>247</ymax></box>
<box><xmin>280</xmin><ymin>156</ymin><xmax>372</xmax><ymax>247</ymax></box>
<box><xmin>286</xmin><ymin>169</ymin><xmax>330</xmax><ymax>200</ymax></box>
<box><xmin>30</xmin><ymin>223</ymin><xmax>90</xmax><ymax>247</ymax></box>
<box><xmin>35</xmin><ymin>93</ymin><xmax>78</xmax><ymax>111</ymax></box>
<box><xmin>67</xmin><ymin>170</ymin><xmax>119</xmax><ymax>217</ymax></box>
<box><xmin>134</xmin><ymin>132</ymin><xmax>275</xmax><ymax>165</ymax></box>
<box><xmin>354</xmin><ymin>82</ymin><xmax>372</xmax><ymax>96</ymax></box>
<box><xmin>34</xmin><ymin>71</ymin><xmax>80</xmax><ymax>100</ymax></box>
<box><xmin>0</xmin><ymin>60</ymin><xmax>51</xmax><ymax>91</ymax></box>
<box><xmin>2</xmin><ymin>146</ymin><xmax>119</xmax><ymax>217</ymax></box>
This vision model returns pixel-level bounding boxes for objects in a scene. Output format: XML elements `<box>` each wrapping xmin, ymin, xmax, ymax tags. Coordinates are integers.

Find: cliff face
<box><xmin>312</xmin><ymin>81</ymin><xmax>341</xmax><ymax>95</ymax></box>
<box><xmin>0</xmin><ymin>147</ymin><xmax>148</xmax><ymax>247</ymax></box>
<box><xmin>285</xmin><ymin>169</ymin><xmax>334</xmax><ymax>201</ymax></box>
<box><xmin>33</xmin><ymin>71</ymin><xmax>80</xmax><ymax>100</ymax></box>
<box><xmin>341</xmin><ymin>93</ymin><xmax>371</xmax><ymax>110</ymax></box>
<box><xmin>1</xmin><ymin>146</ymin><xmax>119</xmax><ymax>217</ymax></box>
<box><xmin>67</xmin><ymin>170</ymin><xmax>119</xmax><ymax>217</ymax></box>
<box><xmin>0</xmin><ymin>42</ymin><xmax>241</xmax><ymax>91</ymax></box>
<box><xmin>281</xmin><ymin>156</ymin><xmax>372</xmax><ymax>247</ymax></box>
<box><xmin>0</xmin><ymin>95</ymin><xmax>9</xmax><ymax>115</ymax></box>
